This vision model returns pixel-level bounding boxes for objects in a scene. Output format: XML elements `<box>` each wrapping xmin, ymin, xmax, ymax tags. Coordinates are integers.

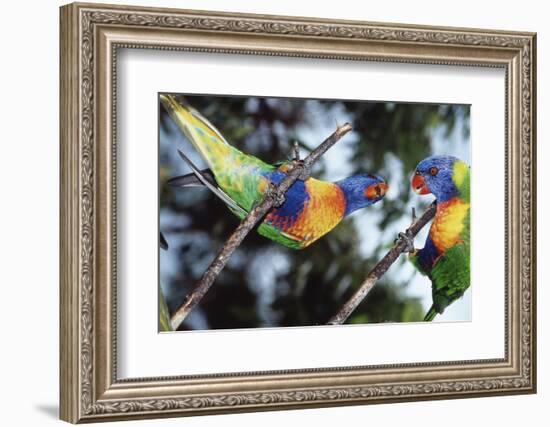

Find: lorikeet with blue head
<box><xmin>405</xmin><ymin>155</ymin><xmax>470</xmax><ymax>321</ymax></box>
<box><xmin>161</xmin><ymin>94</ymin><xmax>388</xmax><ymax>250</ymax></box>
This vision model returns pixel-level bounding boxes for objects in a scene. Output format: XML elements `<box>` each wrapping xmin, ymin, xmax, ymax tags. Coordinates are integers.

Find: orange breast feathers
<box><xmin>429</xmin><ymin>198</ymin><xmax>470</xmax><ymax>253</ymax></box>
<box><xmin>286</xmin><ymin>179</ymin><xmax>346</xmax><ymax>246</ymax></box>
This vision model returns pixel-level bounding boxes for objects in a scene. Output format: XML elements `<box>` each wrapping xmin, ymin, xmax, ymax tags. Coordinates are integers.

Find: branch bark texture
<box><xmin>169</xmin><ymin>120</ymin><xmax>352</xmax><ymax>330</ymax></box>
<box><xmin>327</xmin><ymin>203</ymin><xmax>437</xmax><ymax>325</ymax></box>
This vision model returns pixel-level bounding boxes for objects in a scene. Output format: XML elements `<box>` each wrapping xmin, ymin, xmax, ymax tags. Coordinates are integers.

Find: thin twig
<box><xmin>327</xmin><ymin>203</ymin><xmax>437</xmax><ymax>325</ymax></box>
<box><xmin>170</xmin><ymin>122</ymin><xmax>353</xmax><ymax>330</ymax></box>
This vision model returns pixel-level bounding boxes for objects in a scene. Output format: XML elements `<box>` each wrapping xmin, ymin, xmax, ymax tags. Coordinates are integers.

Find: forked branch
<box><xmin>327</xmin><ymin>203</ymin><xmax>436</xmax><ymax>325</ymax></box>
<box><xmin>169</xmin><ymin>120</ymin><xmax>353</xmax><ymax>330</ymax></box>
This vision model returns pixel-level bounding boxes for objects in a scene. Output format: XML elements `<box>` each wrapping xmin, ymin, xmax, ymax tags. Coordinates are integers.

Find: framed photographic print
<box><xmin>60</xmin><ymin>2</ymin><xmax>537</xmax><ymax>423</ymax></box>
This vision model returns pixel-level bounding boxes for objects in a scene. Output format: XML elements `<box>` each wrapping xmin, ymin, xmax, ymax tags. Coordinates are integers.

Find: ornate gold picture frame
<box><xmin>60</xmin><ymin>2</ymin><xmax>536</xmax><ymax>423</ymax></box>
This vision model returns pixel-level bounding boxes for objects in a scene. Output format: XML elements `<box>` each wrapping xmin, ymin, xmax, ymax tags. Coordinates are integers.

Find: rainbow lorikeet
<box><xmin>404</xmin><ymin>155</ymin><xmax>470</xmax><ymax>321</ymax></box>
<box><xmin>161</xmin><ymin>95</ymin><xmax>388</xmax><ymax>250</ymax></box>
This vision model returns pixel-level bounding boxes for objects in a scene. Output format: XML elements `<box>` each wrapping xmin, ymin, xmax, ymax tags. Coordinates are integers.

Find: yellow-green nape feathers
<box><xmin>451</xmin><ymin>159</ymin><xmax>470</xmax><ymax>200</ymax></box>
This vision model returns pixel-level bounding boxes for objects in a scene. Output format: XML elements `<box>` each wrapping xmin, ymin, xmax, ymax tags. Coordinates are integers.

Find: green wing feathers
<box><xmin>160</xmin><ymin>94</ymin><xmax>274</xmax><ymax>211</ymax></box>
<box><xmin>429</xmin><ymin>242</ymin><xmax>470</xmax><ymax>314</ymax></box>
<box><xmin>160</xmin><ymin>94</ymin><xmax>232</xmax><ymax>170</ymax></box>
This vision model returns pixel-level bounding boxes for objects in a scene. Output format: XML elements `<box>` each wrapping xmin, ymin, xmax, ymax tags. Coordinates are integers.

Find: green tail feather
<box><xmin>424</xmin><ymin>306</ymin><xmax>437</xmax><ymax>322</ymax></box>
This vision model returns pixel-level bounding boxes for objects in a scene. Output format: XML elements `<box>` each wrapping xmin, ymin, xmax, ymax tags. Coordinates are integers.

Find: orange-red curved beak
<box><xmin>412</xmin><ymin>174</ymin><xmax>430</xmax><ymax>195</ymax></box>
<box><xmin>365</xmin><ymin>182</ymin><xmax>388</xmax><ymax>200</ymax></box>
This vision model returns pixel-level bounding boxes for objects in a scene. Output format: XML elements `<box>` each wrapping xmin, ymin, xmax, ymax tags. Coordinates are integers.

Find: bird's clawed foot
<box><xmin>396</xmin><ymin>229</ymin><xmax>416</xmax><ymax>254</ymax></box>
<box><xmin>395</xmin><ymin>207</ymin><xmax>419</xmax><ymax>253</ymax></box>
<box><xmin>294</xmin><ymin>160</ymin><xmax>310</xmax><ymax>181</ymax></box>
<box><xmin>266</xmin><ymin>183</ymin><xmax>286</xmax><ymax>208</ymax></box>
<box><xmin>290</xmin><ymin>141</ymin><xmax>310</xmax><ymax>181</ymax></box>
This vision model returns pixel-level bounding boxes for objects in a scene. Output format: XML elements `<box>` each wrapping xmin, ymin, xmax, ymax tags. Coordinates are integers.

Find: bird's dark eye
<box><xmin>429</xmin><ymin>167</ymin><xmax>438</xmax><ymax>176</ymax></box>
<box><xmin>375</xmin><ymin>185</ymin><xmax>381</xmax><ymax>196</ymax></box>
<box><xmin>415</xmin><ymin>170</ymin><xmax>421</xmax><ymax>176</ymax></box>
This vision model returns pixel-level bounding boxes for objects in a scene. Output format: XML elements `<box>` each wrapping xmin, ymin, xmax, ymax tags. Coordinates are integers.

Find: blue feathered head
<box><xmin>412</xmin><ymin>155</ymin><xmax>468</xmax><ymax>202</ymax></box>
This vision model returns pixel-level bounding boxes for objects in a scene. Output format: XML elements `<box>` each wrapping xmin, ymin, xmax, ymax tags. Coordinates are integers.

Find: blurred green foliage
<box><xmin>159</xmin><ymin>95</ymin><xmax>469</xmax><ymax>330</ymax></box>
<box><xmin>159</xmin><ymin>290</ymin><xmax>171</xmax><ymax>332</ymax></box>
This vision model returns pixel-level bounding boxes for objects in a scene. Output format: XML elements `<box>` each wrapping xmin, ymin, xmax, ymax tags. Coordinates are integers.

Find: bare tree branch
<box><xmin>169</xmin><ymin>121</ymin><xmax>353</xmax><ymax>331</ymax></box>
<box><xmin>326</xmin><ymin>203</ymin><xmax>437</xmax><ymax>325</ymax></box>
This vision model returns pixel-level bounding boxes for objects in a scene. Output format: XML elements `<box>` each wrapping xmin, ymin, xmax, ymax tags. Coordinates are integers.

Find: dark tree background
<box><xmin>159</xmin><ymin>95</ymin><xmax>470</xmax><ymax>331</ymax></box>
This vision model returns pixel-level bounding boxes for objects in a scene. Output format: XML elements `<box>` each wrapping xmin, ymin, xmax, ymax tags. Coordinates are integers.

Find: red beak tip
<box><xmin>411</xmin><ymin>174</ymin><xmax>429</xmax><ymax>195</ymax></box>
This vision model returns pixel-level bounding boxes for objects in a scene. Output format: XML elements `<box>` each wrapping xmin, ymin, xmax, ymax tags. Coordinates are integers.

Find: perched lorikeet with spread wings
<box><xmin>161</xmin><ymin>94</ymin><xmax>388</xmax><ymax>250</ymax></box>
<box><xmin>406</xmin><ymin>155</ymin><xmax>470</xmax><ymax>321</ymax></box>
